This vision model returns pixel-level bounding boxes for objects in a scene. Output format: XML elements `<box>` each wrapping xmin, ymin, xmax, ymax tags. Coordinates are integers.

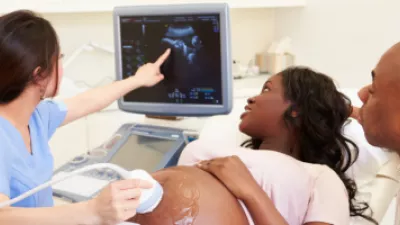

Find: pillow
<box><xmin>199</xmin><ymin>98</ymin><xmax>249</xmax><ymax>147</ymax></box>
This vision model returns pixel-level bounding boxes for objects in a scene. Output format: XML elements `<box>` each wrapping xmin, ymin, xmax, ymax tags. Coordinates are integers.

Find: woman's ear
<box><xmin>32</xmin><ymin>66</ymin><xmax>49</xmax><ymax>99</ymax></box>
<box><xmin>32</xmin><ymin>66</ymin><xmax>42</xmax><ymax>80</ymax></box>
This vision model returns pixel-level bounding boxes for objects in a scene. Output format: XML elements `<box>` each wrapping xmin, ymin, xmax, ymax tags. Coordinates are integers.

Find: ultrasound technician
<box><xmin>0</xmin><ymin>10</ymin><xmax>171</xmax><ymax>225</ymax></box>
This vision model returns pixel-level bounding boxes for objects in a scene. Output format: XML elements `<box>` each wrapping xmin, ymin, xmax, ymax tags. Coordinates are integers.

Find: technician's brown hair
<box><xmin>0</xmin><ymin>10</ymin><xmax>60</xmax><ymax>103</ymax></box>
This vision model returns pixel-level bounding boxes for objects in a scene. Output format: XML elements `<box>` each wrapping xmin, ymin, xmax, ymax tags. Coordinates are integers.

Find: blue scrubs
<box><xmin>0</xmin><ymin>100</ymin><xmax>67</xmax><ymax>207</ymax></box>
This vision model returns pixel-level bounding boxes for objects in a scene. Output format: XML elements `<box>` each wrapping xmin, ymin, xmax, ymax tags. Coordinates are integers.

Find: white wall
<box><xmin>274</xmin><ymin>0</ymin><xmax>400</xmax><ymax>88</ymax></box>
<box><xmin>43</xmin><ymin>9</ymin><xmax>275</xmax><ymax>87</ymax></box>
<box><xmin>45</xmin><ymin>0</ymin><xmax>400</xmax><ymax>89</ymax></box>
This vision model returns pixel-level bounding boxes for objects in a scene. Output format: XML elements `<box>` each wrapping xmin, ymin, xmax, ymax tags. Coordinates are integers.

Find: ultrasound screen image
<box><xmin>119</xmin><ymin>14</ymin><xmax>222</xmax><ymax>105</ymax></box>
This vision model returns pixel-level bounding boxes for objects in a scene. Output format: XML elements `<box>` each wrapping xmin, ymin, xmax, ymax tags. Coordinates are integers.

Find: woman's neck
<box><xmin>259</xmin><ymin>137</ymin><xmax>300</xmax><ymax>159</ymax></box>
<box><xmin>0</xmin><ymin>89</ymin><xmax>40</xmax><ymax>129</ymax></box>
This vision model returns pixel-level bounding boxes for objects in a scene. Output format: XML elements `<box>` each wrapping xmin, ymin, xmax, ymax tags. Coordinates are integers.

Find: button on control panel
<box><xmin>70</xmin><ymin>155</ymin><xmax>88</xmax><ymax>165</ymax></box>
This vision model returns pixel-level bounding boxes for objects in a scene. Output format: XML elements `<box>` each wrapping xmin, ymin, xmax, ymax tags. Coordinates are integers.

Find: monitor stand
<box><xmin>143</xmin><ymin>114</ymin><xmax>207</xmax><ymax>132</ymax></box>
<box><xmin>145</xmin><ymin>115</ymin><xmax>184</xmax><ymax>121</ymax></box>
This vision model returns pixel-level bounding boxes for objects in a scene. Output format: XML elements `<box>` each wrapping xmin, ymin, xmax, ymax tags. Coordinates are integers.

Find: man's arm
<box><xmin>368</xmin><ymin>155</ymin><xmax>400</xmax><ymax>222</ymax></box>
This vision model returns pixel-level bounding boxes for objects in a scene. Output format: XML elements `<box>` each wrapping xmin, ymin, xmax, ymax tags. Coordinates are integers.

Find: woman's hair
<box><xmin>242</xmin><ymin>66</ymin><xmax>377</xmax><ymax>224</ymax></box>
<box><xmin>0</xmin><ymin>10</ymin><xmax>60</xmax><ymax>104</ymax></box>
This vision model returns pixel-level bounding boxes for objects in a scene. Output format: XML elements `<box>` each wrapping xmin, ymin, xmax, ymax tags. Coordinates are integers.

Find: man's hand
<box><xmin>351</xmin><ymin>106</ymin><xmax>361</xmax><ymax>123</ymax></box>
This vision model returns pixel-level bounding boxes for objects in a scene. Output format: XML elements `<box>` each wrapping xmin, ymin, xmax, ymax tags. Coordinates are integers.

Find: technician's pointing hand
<box><xmin>132</xmin><ymin>48</ymin><xmax>171</xmax><ymax>87</ymax></box>
<box><xmin>88</xmin><ymin>179</ymin><xmax>153</xmax><ymax>225</ymax></box>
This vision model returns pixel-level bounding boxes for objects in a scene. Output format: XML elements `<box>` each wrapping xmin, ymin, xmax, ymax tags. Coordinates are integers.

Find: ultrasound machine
<box><xmin>52</xmin><ymin>3</ymin><xmax>232</xmax><ymax>202</ymax></box>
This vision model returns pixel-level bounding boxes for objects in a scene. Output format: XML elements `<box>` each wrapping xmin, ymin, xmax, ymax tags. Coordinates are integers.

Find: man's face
<box><xmin>358</xmin><ymin>45</ymin><xmax>400</xmax><ymax>152</ymax></box>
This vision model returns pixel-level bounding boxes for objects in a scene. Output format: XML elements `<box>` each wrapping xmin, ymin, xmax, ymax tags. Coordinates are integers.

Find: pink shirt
<box><xmin>178</xmin><ymin>140</ymin><xmax>350</xmax><ymax>225</ymax></box>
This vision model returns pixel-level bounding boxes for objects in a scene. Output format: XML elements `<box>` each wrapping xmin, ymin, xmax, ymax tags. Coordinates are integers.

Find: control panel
<box><xmin>52</xmin><ymin>123</ymin><xmax>198</xmax><ymax>203</ymax></box>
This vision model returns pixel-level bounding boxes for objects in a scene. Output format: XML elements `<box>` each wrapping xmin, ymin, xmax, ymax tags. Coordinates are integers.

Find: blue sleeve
<box><xmin>36</xmin><ymin>100</ymin><xmax>68</xmax><ymax>139</ymax></box>
<box><xmin>0</xmin><ymin>146</ymin><xmax>11</xmax><ymax>197</ymax></box>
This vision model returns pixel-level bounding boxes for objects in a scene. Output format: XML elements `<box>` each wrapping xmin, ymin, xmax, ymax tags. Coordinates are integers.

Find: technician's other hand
<box><xmin>197</xmin><ymin>156</ymin><xmax>258</xmax><ymax>201</ymax></box>
<box><xmin>133</xmin><ymin>48</ymin><xmax>171</xmax><ymax>87</ymax></box>
<box><xmin>89</xmin><ymin>179</ymin><xmax>153</xmax><ymax>225</ymax></box>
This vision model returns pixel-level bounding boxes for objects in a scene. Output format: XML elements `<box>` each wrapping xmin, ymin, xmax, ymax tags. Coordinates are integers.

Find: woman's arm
<box><xmin>61</xmin><ymin>49</ymin><xmax>170</xmax><ymax>126</ymax></box>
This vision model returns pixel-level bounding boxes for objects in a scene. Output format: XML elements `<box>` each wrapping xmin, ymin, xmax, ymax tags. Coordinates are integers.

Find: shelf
<box><xmin>1</xmin><ymin>0</ymin><xmax>306</xmax><ymax>14</ymax></box>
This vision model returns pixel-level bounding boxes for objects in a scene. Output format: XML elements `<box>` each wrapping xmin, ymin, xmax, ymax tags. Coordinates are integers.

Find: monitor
<box><xmin>113</xmin><ymin>3</ymin><xmax>232</xmax><ymax>116</ymax></box>
<box><xmin>109</xmin><ymin>134</ymin><xmax>178</xmax><ymax>172</ymax></box>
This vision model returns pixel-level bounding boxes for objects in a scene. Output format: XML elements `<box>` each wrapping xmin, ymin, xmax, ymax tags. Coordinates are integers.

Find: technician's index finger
<box><xmin>154</xmin><ymin>48</ymin><xmax>171</xmax><ymax>67</ymax></box>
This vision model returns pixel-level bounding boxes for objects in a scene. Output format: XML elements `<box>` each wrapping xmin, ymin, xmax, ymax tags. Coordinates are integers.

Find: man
<box><xmin>356</xmin><ymin>44</ymin><xmax>400</xmax><ymax>152</ymax></box>
<box><xmin>354</xmin><ymin>42</ymin><xmax>400</xmax><ymax>224</ymax></box>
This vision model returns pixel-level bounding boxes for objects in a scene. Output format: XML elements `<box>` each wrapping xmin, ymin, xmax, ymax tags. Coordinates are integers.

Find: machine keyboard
<box><xmin>82</xmin><ymin>169</ymin><xmax>121</xmax><ymax>181</ymax></box>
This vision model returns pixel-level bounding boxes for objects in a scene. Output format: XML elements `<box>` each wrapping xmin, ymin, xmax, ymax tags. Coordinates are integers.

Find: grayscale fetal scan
<box><xmin>119</xmin><ymin>15</ymin><xmax>222</xmax><ymax>105</ymax></box>
<box><xmin>161</xmin><ymin>25</ymin><xmax>203</xmax><ymax>65</ymax></box>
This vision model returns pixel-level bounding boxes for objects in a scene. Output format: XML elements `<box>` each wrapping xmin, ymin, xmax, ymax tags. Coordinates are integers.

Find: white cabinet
<box><xmin>1</xmin><ymin>0</ymin><xmax>306</xmax><ymax>14</ymax></box>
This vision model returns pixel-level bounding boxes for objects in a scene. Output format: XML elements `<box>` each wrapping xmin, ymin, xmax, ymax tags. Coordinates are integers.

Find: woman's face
<box><xmin>239</xmin><ymin>74</ymin><xmax>291</xmax><ymax>139</ymax></box>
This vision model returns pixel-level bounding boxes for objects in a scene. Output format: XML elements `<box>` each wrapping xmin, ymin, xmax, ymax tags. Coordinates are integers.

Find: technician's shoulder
<box><xmin>32</xmin><ymin>99</ymin><xmax>68</xmax><ymax>139</ymax></box>
<box><xmin>33</xmin><ymin>99</ymin><xmax>65</xmax><ymax>120</ymax></box>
